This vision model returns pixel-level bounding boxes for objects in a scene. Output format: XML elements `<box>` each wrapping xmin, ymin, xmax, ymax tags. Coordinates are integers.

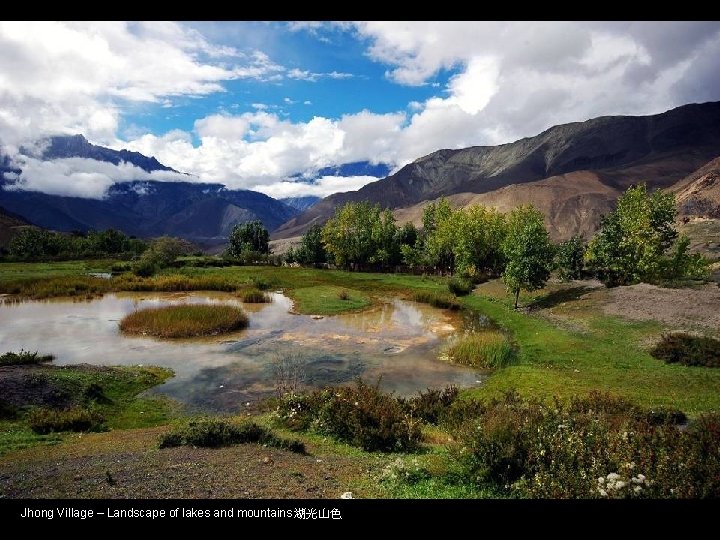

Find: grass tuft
<box><xmin>0</xmin><ymin>350</ymin><xmax>54</xmax><ymax>366</ymax></box>
<box><xmin>159</xmin><ymin>419</ymin><xmax>305</xmax><ymax>453</ymax></box>
<box><xmin>241</xmin><ymin>288</ymin><xmax>271</xmax><ymax>303</ymax></box>
<box><xmin>446</xmin><ymin>331</ymin><xmax>515</xmax><ymax>368</ymax></box>
<box><xmin>28</xmin><ymin>406</ymin><xmax>105</xmax><ymax>434</ymax></box>
<box><xmin>412</xmin><ymin>290</ymin><xmax>460</xmax><ymax>310</ymax></box>
<box><xmin>120</xmin><ymin>304</ymin><xmax>248</xmax><ymax>338</ymax></box>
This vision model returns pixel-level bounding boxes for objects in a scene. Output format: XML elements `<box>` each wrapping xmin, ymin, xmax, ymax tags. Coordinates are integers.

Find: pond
<box><xmin>0</xmin><ymin>292</ymin><xmax>486</xmax><ymax>411</ymax></box>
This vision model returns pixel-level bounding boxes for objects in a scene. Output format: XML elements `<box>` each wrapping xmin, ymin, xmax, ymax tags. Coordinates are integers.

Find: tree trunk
<box><xmin>514</xmin><ymin>288</ymin><xmax>520</xmax><ymax>310</ymax></box>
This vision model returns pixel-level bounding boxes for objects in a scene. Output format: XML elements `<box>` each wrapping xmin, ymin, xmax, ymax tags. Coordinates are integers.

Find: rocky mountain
<box><xmin>280</xmin><ymin>196</ymin><xmax>321</xmax><ymax>212</ymax></box>
<box><xmin>1</xmin><ymin>135</ymin><xmax>301</xmax><ymax>244</ymax></box>
<box><xmin>673</xmin><ymin>156</ymin><xmax>720</xmax><ymax>218</ymax></box>
<box><xmin>275</xmin><ymin>101</ymin><xmax>720</xmax><ymax>241</ymax></box>
<box><xmin>0</xmin><ymin>180</ymin><xmax>296</xmax><ymax>244</ymax></box>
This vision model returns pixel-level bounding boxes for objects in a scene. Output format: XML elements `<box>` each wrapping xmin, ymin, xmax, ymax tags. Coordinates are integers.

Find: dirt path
<box><xmin>0</xmin><ymin>426</ymin><xmax>374</xmax><ymax>499</ymax></box>
<box><xmin>600</xmin><ymin>283</ymin><xmax>720</xmax><ymax>334</ymax></box>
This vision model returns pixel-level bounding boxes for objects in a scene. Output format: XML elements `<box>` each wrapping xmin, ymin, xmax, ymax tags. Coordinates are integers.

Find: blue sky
<box><xmin>1</xmin><ymin>21</ymin><xmax>719</xmax><ymax>199</ymax></box>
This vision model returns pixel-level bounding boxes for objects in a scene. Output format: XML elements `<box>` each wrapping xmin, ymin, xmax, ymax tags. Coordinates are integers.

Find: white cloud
<box><xmin>303</xmin><ymin>100</ymin><xmax>312</xmax><ymax>106</ymax></box>
<box><xmin>256</xmin><ymin>175</ymin><xmax>381</xmax><ymax>199</ymax></box>
<box><xmin>7</xmin><ymin>156</ymin><xmax>189</xmax><ymax>198</ymax></box>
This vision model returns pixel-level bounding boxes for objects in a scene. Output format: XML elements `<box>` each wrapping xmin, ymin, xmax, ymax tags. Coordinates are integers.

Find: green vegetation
<box><xmin>120</xmin><ymin>304</ymin><xmax>249</xmax><ymax>338</ymax></box>
<box><xmin>227</xmin><ymin>220</ymin><xmax>270</xmax><ymax>257</ymax></box>
<box><xmin>286</xmin><ymin>225</ymin><xmax>327</xmax><ymax>266</ymax></box>
<box><xmin>28</xmin><ymin>406</ymin><xmax>105</xmax><ymax>434</ymax></box>
<box><xmin>277</xmin><ymin>381</ymin><xmax>421</xmax><ymax>452</ymax></box>
<box><xmin>241</xmin><ymin>288</ymin><xmax>271</xmax><ymax>303</ymax></box>
<box><xmin>159</xmin><ymin>419</ymin><xmax>305</xmax><ymax>453</ymax></box>
<box><xmin>502</xmin><ymin>205</ymin><xmax>555</xmax><ymax>309</ymax></box>
<box><xmin>449</xmin><ymin>391</ymin><xmax>719</xmax><ymax>498</ymax></box>
<box><xmin>0</xmin><ymin>350</ymin><xmax>54</xmax><ymax>366</ymax></box>
<box><xmin>586</xmin><ymin>184</ymin><xmax>707</xmax><ymax>286</ymax></box>
<box><xmin>411</xmin><ymin>290</ymin><xmax>460</xmax><ymax>310</ymax></box>
<box><xmin>448</xmin><ymin>277</ymin><xmax>473</xmax><ymax>296</ymax></box>
<box><xmin>0</xmin><ymin>364</ymin><xmax>173</xmax><ymax>455</ymax></box>
<box><xmin>7</xmin><ymin>228</ymin><xmax>147</xmax><ymax>261</ymax></box>
<box><xmin>446</xmin><ymin>331</ymin><xmax>515</xmax><ymax>368</ymax></box>
<box><xmin>289</xmin><ymin>285</ymin><xmax>370</xmax><ymax>315</ymax></box>
<box><xmin>651</xmin><ymin>333</ymin><xmax>720</xmax><ymax>368</ymax></box>
<box><xmin>555</xmin><ymin>235</ymin><xmax>586</xmax><ymax>281</ymax></box>
<box><xmin>133</xmin><ymin>236</ymin><xmax>194</xmax><ymax>276</ymax></box>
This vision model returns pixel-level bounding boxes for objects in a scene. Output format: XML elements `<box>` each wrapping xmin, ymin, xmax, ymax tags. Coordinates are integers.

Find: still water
<box><xmin>0</xmin><ymin>292</ymin><xmax>484</xmax><ymax>411</ymax></box>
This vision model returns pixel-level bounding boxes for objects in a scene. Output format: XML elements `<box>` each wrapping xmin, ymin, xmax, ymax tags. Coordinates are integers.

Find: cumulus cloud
<box><xmin>7</xmin><ymin>156</ymin><xmax>190</xmax><ymax>198</ymax></box>
<box><xmin>3</xmin><ymin>21</ymin><xmax>720</xmax><ymax>201</ymax></box>
<box><xmin>256</xmin><ymin>175</ymin><xmax>381</xmax><ymax>199</ymax></box>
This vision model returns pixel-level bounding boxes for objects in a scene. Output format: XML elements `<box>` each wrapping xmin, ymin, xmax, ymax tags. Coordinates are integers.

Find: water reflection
<box><xmin>0</xmin><ymin>291</ymin><xmax>485</xmax><ymax>411</ymax></box>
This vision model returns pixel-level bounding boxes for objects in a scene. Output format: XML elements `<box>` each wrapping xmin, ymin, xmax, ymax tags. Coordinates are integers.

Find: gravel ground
<box><xmin>601</xmin><ymin>282</ymin><xmax>720</xmax><ymax>334</ymax></box>
<box><xmin>0</xmin><ymin>427</ymin><xmax>373</xmax><ymax>499</ymax></box>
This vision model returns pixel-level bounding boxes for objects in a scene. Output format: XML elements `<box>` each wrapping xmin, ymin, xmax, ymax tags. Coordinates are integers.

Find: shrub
<box><xmin>650</xmin><ymin>333</ymin><xmax>720</xmax><ymax>367</ymax></box>
<box><xmin>337</xmin><ymin>289</ymin><xmax>350</xmax><ymax>300</ymax></box>
<box><xmin>120</xmin><ymin>304</ymin><xmax>249</xmax><ymax>338</ymax></box>
<box><xmin>448</xmin><ymin>277</ymin><xmax>473</xmax><ymax>296</ymax></box>
<box><xmin>29</xmin><ymin>407</ymin><xmax>105</xmax><ymax>434</ymax></box>
<box><xmin>446</xmin><ymin>331</ymin><xmax>515</xmax><ymax>368</ymax></box>
<box><xmin>241</xmin><ymin>289</ymin><xmax>271</xmax><ymax>303</ymax></box>
<box><xmin>159</xmin><ymin>420</ymin><xmax>304</xmax><ymax>453</ymax></box>
<box><xmin>411</xmin><ymin>291</ymin><xmax>460</xmax><ymax>310</ymax></box>
<box><xmin>133</xmin><ymin>259</ymin><xmax>158</xmax><ymax>277</ymax></box>
<box><xmin>450</xmin><ymin>391</ymin><xmax>720</xmax><ymax>498</ymax></box>
<box><xmin>251</xmin><ymin>276</ymin><xmax>272</xmax><ymax>291</ymax></box>
<box><xmin>277</xmin><ymin>381</ymin><xmax>422</xmax><ymax>452</ymax></box>
<box><xmin>0</xmin><ymin>349</ymin><xmax>54</xmax><ymax>366</ymax></box>
<box><xmin>399</xmin><ymin>386</ymin><xmax>459</xmax><ymax>425</ymax></box>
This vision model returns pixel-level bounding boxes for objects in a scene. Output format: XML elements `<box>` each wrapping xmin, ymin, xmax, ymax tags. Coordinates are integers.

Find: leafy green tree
<box><xmin>227</xmin><ymin>220</ymin><xmax>269</xmax><ymax>257</ymax></box>
<box><xmin>585</xmin><ymin>184</ymin><xmax>683</xmax><ymax>286</ymax></box>
<box><xmin>453</xmin><ymin>205</ymin><xmax>507</xmax><ymax>278</ymax></box>
<box><xmin>294</xmin><ymin>225</ymin><xmax>327</xmax><ymax>265</ymax></box>
<box><xmin>9</xmin><ymin>228</ymin><xmax>63</xmax><ymax>259</ymax></box>
<box><xmin>322</xmin><ymin>202</ymin><xmax>397</xmax><ymax>269</ymax></box>
<box><xmin>555</xmin><ymin>235</ymin><xmax>586</xmax><ymax>281</ymax></box>
<box><xmin>421</xmin><ymin>198</ymin><xmax>456</xmax><ymax>273</ymax></box>
<box><xmin>502</xmin><ymin>205</ymin><xmax>554</xmax><ymax>309</ymax></box>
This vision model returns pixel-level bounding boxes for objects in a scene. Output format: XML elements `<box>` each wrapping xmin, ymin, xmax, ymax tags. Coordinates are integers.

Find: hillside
<box><xmin>275</xmin><ymin>101</ymin><xmax>720</xmax><ymax>241</ymax></box>
<box><xmin>0</xmin><ymin>206</ymin><xmax>31</xmax><ymax>250</ymax></box>
<box><xmin>673</xmin><ymin>156</ymin><xmax>720</xmax><ymax>218</ymax></box>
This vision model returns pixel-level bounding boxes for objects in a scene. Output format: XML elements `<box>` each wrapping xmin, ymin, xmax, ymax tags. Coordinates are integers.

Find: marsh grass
<box><xmin>446</xmin><ymin>331</ymin><xmax>515</xmax><ymax>368</ymax></box>
<box><xmin>28</xmin><ymin>406</ymin><xmax>105</xmax><ymax>434</ymax></box>
<box><xmin>412</xmin><ymin>290</ymin><xmax>460</xmax><ymax>310</ymax></box>
<box><xmin>0</xmin><ymin>350</ymin><xmax>54</xmax><ymax>366</ymax></box>
<box><xmin>120</xmin><ymin>304</ymin><xmax>248</xmax><ymax>338</ymax></box>
<box><xmin>241</xmin><ymin>288</ymin><xmax>271</xmax><ymax>303</ymax></box>
<box><xmin>159</xmin><ymin>419</ymin><xmax>305</xmax><ymax>453</ymax></box>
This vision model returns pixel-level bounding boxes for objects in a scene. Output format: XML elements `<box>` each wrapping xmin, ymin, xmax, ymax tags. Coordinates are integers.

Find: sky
<box><xmin>1</xmin><ymin>21</ymin><xmax>719</xmax><ymax>199</ymax></box>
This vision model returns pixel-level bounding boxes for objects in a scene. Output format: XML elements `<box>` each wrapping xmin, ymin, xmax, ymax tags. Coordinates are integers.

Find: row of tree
<box><xmin>280</xmin><ymin>184</ymin><xmax>706</xmax><ymax>306</ymax></box>
<box><xmin>7</xmin><ymin>228</ymin><xmax>148</xmax><ymax>260</ymax></box>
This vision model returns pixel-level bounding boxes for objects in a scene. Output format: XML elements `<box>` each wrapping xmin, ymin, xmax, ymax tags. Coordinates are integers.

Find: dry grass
<box><xmin>119</xmin><ymin>304</ymin><xmax>249</xmax><ymax>338</ymax></box>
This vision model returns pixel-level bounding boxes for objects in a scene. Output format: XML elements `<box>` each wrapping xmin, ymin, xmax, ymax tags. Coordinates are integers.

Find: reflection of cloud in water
<box><xmin>0</xmin><ymin>291</ymin><xmax>484</xmax><ymax>412</ymax></box>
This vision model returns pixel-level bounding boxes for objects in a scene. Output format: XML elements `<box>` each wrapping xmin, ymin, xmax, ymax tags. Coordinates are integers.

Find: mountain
<box><xmin>0</xmin><ymin>205</ymin><xmax>31</xmax><ymax>250</ymax></box>
<box><xmin>0</xmin><ymin>181</ymin><xmax>296</xmax><ymax>243</ymax></box>
<box><xmin>673</xmin><ymin>157</ymin><xmax>720</xmax><ymax>218</ymax></box>
<box><xmin>280</xmin><ymin>196</ymin><xmax>321</xmax><ymax>212</ymax></box>
<box><xmin>1</xmin><ymin>135</ymin><xmax>299</xmax><ymax>243</ymax></box>
<box><xmin>275</xmin><ymin>101</ymin><xmax>720</xmax><ymax>241</ymax></box>
<box><xmin>29</xmin><ymin>134</ymin><xmax>177</xmax><ymax>173</ymax></box>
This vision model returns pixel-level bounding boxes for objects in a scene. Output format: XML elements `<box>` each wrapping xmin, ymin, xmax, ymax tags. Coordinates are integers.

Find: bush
<box><xmin>241</xmin><ymin>289</ymin><xmax>271</xmax><ymax>303</ymax></box>
<box><xmin>159</xmin><ymin>420</ymin><xmax>304</xmax><ymax>453</ymax></box>
<box><xmin>277</xmin><ymin>381</ymin><xmax>422</xmax><ymax>452</ymax></box>
<box><xmin>133</xmin><ymin>259</ymin><xmax>158</xmax><ymax>277</ymax></box>
<box><xmin>450</xmin><ymin>391</ymin><xmax>720</xmax><ymax>498</ymax></box>
<box><xmin>650</xmin><ymin>333</ymin><xmax>720</xmax><ymax>367</ymax></box>
<box><xmin>0</xmin><ymin>349</ymin><xmax>54</xmax><ymax>366</ymax></box>
<box><xmin>400</xmin><ymin>386</ymin><xmax>459</xmax><ymax>425</ymax></box>
<box><xmin>448</xmin><ymin>278</ymin><xmax>473</xmax><ymax>296</ymax></box>
<box><xmin>29</xmin><ymin>407</ymin><xmax>105</xmax><ymax>434</ymax></box>
<box><xmin>251</xmin><ymin>276</ymin><xmax>272</xmax><ymax>291</ymax></box>
<box><xmin>337</xmin><ymin>289</ymin><xmax>350</xmax><ymax>300</ymax></box>
<box><xmin>411</xmin><ymin>291</ymin><xmax>460</xmax><ymax>310</ymax></box>
<box><xmin>446</xmin><ymin>331</ymin><xmax>515</xmax><ymax>368</ymax></box>
<box><xmin>119</xmin><ymin>304</ymin><xmax>249</xmax><ymax>338</ymax></box>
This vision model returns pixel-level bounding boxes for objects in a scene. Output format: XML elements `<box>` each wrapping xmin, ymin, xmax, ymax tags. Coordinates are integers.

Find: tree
<box><xmin>585</xmin><ymin>184</ymin><xmax>683</xmax><ymax>286</ymax></box>
<box><xmin>321</xmin><ymin>202</ymin><xmax>398</xmax><ymax>269</ymax></box>
<box><xmin>555</xmin><ymin>235</ymin><xmax>586</xmax><ymax>281</ymax></box>
<box><xmin>227</xmin><ymin>220</ymin><xmax>269</xmax><ymax>257</ymax></box>
<box><xmin>421</xmin><ymin>198</ymin><xmax>456</xmax><ymax>273</ymax></box>
<box><xmin>502</xmin><ymin>205</ymin><xmax>554</xmax><ymax>309</ymax></box>
<box><xmin>294</xmin><ymin>225</ymin><xmax>327</xmax><ymax>265</ymax></box>
<box><xmin>453</xmin><ymin>205</ymin><xmax>507</xmax><ymax>278</ymax></box>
